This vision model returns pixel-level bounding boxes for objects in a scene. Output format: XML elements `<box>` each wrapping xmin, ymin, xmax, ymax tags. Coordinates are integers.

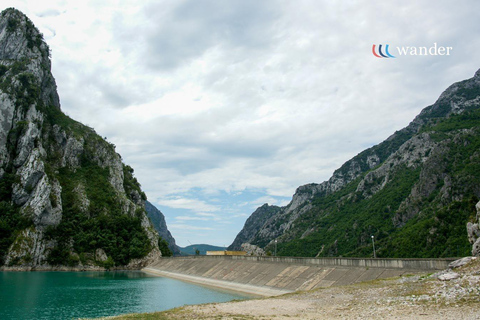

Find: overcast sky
<box><xmin>4</xmin><ymin>1</ymin><xmax>480</xmax><ymax>247</ymax></box>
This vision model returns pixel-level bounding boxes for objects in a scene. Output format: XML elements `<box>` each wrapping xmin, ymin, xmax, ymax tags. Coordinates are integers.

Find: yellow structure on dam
<box><xmin>206</xmin><ymin>251</ymin><xmax>246</xmax><ymax>256</ymax></box>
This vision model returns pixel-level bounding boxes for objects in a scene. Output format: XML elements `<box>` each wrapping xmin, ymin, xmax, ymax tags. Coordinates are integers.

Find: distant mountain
<box><xmin>0</xmin><ymin>8</ymin><xmax>160</xmax><ymax>269</ymax></box>
<box><xmin>230</xmin><ymin>68</ymin><xmax>480</xmax><ymax>258</ymax></box>
<box><xmin>145</xmin><ymin>201</ymin><xmax>180</xmax><ymax>256</ymax></box>
<box><xmin>179</xmin><ymin>244</ymin><xmax>226</xmax><ymax>255</ymax></box>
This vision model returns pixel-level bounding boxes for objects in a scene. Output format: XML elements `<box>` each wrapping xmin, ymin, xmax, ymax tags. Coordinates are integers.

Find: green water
<box><xmin>0</xmin><ymin>271</ymin><xmax>251</xmax><ymax>319</ymax></box>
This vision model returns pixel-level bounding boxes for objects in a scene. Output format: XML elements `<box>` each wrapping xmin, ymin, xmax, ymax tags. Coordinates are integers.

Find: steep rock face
<box><xmin>232</xmin><ymin>68</ymin><xmax>480</xmax><ymax>258</ymax></box>
<box><xmin>467</xmin><ymin>201</ymin><xmax>480</xmax><ymax>256</ymax></box>
<box><xmin>240</xmin><ymin>243</ymin><xmax>265</xmax><ymax>256</ymax></box>
<box><xmin>145</xmin><ymin>200</ymin><xmax>180</xmax><ymax>256</ymax></box>
<box><xmin>228</xmin><ymin>203</ymin><xmax>281</xmax><ymax>250</ymax></box>
<box><xmin>0</xmin><ymin>8</ymin><xmax>160</xmax><ymax>269</ymax></box>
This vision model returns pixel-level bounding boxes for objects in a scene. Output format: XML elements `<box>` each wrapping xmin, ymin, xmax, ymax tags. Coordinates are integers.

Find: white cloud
<box><xmin>174</xmin><ymin>216</ymin><xmax>210</xmax><ymax>221</ymax></box>
<box><xmin>3</xmin><ymin>0</ymin><xmax>480</xmax><ymax>247</ymax></box>
<box><xmin>248</xmin><ymin>196</ymin><xmax>291</xmax><ymax>209</ymax></box>
<box><xmin>157</xmin><ymin>197</ymin><xmax>219</xmax><ymax>213</ymax></box>
<box><xmin>175</xmin><ymin>212</ymin><xmax>223</xmax><ymax>222</ymax></box>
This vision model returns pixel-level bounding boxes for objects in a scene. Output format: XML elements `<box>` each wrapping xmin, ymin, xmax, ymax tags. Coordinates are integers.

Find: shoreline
<box><xmin>142</xmin><ymin>267</ymin><xmax>291</xmax><ymax>297</ymax></box>
<box><xmin>0</xmin><ymin>265</ymin><xmax>145</xmax><ymax>272</ymax></box>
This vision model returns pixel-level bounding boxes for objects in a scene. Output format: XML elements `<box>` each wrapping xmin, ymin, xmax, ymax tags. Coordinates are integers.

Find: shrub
<box><xmin>158</xmin><ymin>237</ymin><xmax>173</xmax><ymax>257</ymax></box>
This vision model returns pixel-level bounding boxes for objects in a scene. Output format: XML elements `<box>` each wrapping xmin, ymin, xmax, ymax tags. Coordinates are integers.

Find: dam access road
<box><xmin>143</xmin><ymin>255</ymin><xmax>455</xmax><ymax>296</ymax></box>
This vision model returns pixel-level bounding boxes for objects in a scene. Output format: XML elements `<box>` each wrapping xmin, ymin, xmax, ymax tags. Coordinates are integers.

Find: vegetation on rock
<box><xmin>158</xmin><ymin>237</ymin><xmax>173</xmax><ymax>257</ymax></box>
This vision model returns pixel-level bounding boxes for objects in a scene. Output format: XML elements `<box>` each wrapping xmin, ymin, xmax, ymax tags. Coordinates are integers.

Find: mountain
<box><xmin>0</xmin><ymin>8</ymin><xmax>164</xmax><ymax>269</ymax></box>
<box><xmin>228</xmin><ymin>204</ymin><xmax>281</xmax><ymax>251</ymax></box>
<box><xmin>179</xmin><ymin>244</ymin><xmax>226</xmax><ymax>255</ymax></box>
<box><xmin>230</xmin><ymin>68</ymin><xmax>480</xmax><ymax>258</ymax></box>
<box><xmin>145</xmin><ymin>200</ymin><xmax>180</xmax><ymax>256</ymax></box>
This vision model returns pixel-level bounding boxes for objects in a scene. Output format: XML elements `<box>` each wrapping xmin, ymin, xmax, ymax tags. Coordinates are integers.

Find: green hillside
<box><xmin>275</xmin><ymin>109</ymin><xmax>480</xmax><ymax>258</ymax></box>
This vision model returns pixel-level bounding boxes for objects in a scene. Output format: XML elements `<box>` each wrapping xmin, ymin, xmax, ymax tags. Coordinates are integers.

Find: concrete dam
<box><xmin>143</xmin><ymin>256</ymin><xmax>455</xmax><ymax>296</ymax></box>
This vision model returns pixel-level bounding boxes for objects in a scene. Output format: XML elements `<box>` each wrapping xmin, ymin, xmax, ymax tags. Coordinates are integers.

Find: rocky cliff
<box><xmin>231</xmin><ymin>68</ymin><xmax>480</xmax><ymax>258</ymax></box>
<box><xmin>0</xmin><ymin>8</ymin><xmax>162</xmax><ymax>269</ymax></box>
<box><xmin>145</xmin><ymin>200</ymin><xmax>180</xmax><ymax>256</ymax></box>
<box><xmin>229</xmin><ymin>203</ymin><xmax>281</xmax><ymax>250</ymax></box>
<box><xmin>467</xmin><ymin>201</ymin><xmax>480</xmax><ymax>256</ymax></box>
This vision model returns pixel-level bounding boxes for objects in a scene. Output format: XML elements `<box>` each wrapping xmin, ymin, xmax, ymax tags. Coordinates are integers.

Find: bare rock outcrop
<box><xmin>241</xmin><ymin>243</ymin><xmax>265</xmax><ymax>256</ymax></box>
<box><xmin>467</xmin><ymin>201</ymin><xmax>480</xmax><ymax>256</ymax></box>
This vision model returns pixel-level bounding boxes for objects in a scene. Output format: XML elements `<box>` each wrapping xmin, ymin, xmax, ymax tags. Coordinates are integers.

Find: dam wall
<box><xmin>143</xmin><ymin>256</ymin><xmax>455</xmax><ymax>296</ymax></box>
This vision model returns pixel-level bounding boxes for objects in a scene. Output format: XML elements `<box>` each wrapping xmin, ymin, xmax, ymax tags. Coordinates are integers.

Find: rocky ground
<box><xmin>91</xmin><ymin>257</ymin><xmax>480</xmax><ymax>320</ymax></box>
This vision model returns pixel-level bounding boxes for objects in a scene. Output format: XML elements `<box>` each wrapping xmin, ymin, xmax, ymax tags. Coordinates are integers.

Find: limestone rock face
<box><xmin>95</xmin><ymin>248</ymin><xmax>108</xmax><ymax>262</ymax></box>
<box><xmin>145</xmin><ymin>201</ymin><xmax>180</xmax><ymax>256</ymax></box>
<box><xmin>0</xmin><ymin>8</ymin><xmax>161</xmax><ymax>269</ymax></box>
<box><xmin>0</xmin><ymin>9</ymin><xmax>63</xmax><ymax>234</ymax></box>
<box><xmin>472</xmin><ymin>239</ymin><xmax>480</xmax><ymax>257</ymax></box>
<box><xmin>241</xmin><ymin>243</ymin><xmax>265</xmax><ymax>256</ymax></box>
<box><xmin>467</xmin><ymin>201</ymin><xmax>480</xmax><ymax>256</ymax></box>
<box><xmin>4</xmin><ymin>227</ymin><xmax>54</xmax><ymax>267</ymax></box>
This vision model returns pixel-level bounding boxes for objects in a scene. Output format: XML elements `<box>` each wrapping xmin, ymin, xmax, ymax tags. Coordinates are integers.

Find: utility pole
<box><xmin>371</xmin><ymin>235</ymin><xmax>376</xmax><ymax>258</ymax></box>
<box><xmin>275</xmin><ymin>239</ymin><xmax>277</xmax><ymax>257</ymax></box>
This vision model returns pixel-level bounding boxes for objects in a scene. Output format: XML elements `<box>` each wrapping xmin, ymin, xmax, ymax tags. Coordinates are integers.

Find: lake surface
<box><xmin>0</xmin><ymin>271</ymin><xmax>252</xmax><ymax>319</ymax></box>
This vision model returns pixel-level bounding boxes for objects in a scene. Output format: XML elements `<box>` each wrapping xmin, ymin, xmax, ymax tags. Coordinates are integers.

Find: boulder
<box><xmin>448</xmin><ymin>256</ymin><xmax>473</xmax><ymax>269</ymax></box>
<box><xmin>437</xmin><ymin>272</ymin><xmax>460</xmax><ymax>281</ymax></box>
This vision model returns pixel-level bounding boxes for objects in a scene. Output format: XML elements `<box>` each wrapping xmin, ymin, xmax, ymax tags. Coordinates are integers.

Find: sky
<box><xmin>3</xmin><ymin>1</ymin><xmax>480</xmax><ymax>247</ymax></box>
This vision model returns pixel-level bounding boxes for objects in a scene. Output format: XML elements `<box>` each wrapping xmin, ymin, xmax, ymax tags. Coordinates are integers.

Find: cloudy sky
<box><xmin>3</xmin><ymin>1</ymin><xmax>480</xmax><ymax>247</ymax></box>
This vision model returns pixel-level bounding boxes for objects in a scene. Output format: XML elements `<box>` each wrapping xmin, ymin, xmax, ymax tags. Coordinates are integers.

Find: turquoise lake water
<box><xmin>0</xmin><ymin>271</ymin><xmax>251</xmax><ymax>319</ymax></box>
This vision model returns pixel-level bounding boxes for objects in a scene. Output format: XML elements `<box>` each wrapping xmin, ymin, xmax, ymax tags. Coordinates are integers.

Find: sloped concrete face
<box><xmin>144</xmin><ymin>256</ymin><xmax>455</xmax><ymax>296</ymax></box>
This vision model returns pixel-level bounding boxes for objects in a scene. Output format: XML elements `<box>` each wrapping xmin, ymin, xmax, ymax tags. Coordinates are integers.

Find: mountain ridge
<box><xmin>230</xmin><ymin>68</ymin><xmax>480</xmax><ymax>258</ymax></box>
